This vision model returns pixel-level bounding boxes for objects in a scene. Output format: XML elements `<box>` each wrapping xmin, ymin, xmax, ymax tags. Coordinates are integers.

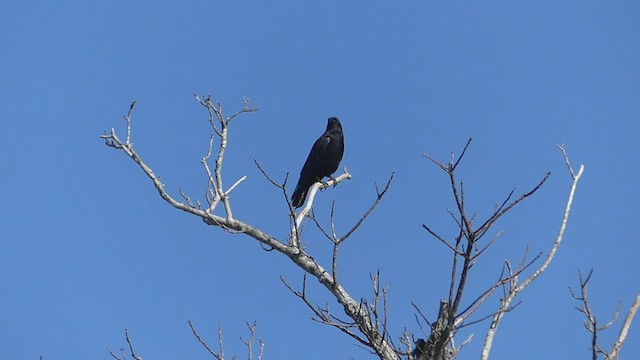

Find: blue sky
<box><xmin>1</xmin><ymin>1</ymin><xmax>639</xmax><ymax>359</ymax></box>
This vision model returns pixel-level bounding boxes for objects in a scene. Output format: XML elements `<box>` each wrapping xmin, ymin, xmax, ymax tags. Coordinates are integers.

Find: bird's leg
<box><xmin>318</xmin><ymin>175</ymin><xmax>338</xmax><ymax>192</ymax></box>
<box><xmin>318</xmin><ymin>176</ymin><xmax>333</xmax><ymax>191</ymax></box>
<box><xmin>327</xmin><ymin>175</ymin><xmax>338</xmax><ymax>188</ymax></box>
<box><xmin>315</xmin><ymin>176</ymin><xmax>328</xmax><ymax>191</ymax></box>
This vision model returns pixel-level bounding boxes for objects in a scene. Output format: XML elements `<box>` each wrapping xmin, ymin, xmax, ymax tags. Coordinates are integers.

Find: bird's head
<box><xmin>327</xmin><ymin>117</ymin><xmax>342</xmax><ymax>131</ymax></box>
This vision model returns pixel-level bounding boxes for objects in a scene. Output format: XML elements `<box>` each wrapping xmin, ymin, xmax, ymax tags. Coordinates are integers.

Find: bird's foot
<box><xmin>328</xmin><ymin>175</ymin><xmax>338</xmax><ymax>188</ymax></box>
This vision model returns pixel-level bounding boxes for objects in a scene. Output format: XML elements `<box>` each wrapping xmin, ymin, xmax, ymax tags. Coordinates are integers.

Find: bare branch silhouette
<box><xmin>102</xmin><ymin>97</ymin><xmax>397</xmax><ymax>359</ymax></box>
<box><xmin>103</xmin><ymin>97</ymin><xmax>607</xmax><ymax>360</ymax></box>
<box><xmin>107</xmin><ymin>329</ymin><xmax>142</xmax><ymax>360</ymax></box>
<box><xmin>412</xmin><ymin>140</ymin><xmax>578</xmax><ymax>360</ymax></box>
<box><xmin>480</xmin><ymin>146</ymin><xmax>584</xmax><ymax>360</ymax></box>
<box><xmin>569</xmin><ymin>270</ymin><xmax>640</xmax><ymax>360</ymax></box>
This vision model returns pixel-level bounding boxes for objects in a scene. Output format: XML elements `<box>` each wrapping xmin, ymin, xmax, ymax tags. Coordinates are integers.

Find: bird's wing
<box><xmin>317</xmin><ymin>134</ymin><xmax>332</xmax><ymax>149</ymax></box>
<box><xmin>305</xmin><ymin>135</ymin><xmax>331</xmax><ymax>167</ymax></box>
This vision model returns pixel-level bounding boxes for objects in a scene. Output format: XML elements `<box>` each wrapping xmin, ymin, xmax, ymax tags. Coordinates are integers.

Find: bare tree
<box><xmin>570</xmin><ymin>270</ymin><xmax>640</xmax><ymax>360</ymax></box>
<box><xmin>101</xmin><ymin>94</ymin><xmax>634</xmax><ymax>359</ymax></box>
<box><xmin>102</xmin><ymin>96</ymin><xmax>396</xmax><ymax>359</ymax></box>
<box><xmin>405</xmin><ymin>141</ymin><xmax>582</xmax><ymax>360</ymax></box>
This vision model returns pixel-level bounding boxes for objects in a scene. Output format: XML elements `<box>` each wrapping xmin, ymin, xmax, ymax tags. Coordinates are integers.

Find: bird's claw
<box><xmin>320</xmin><ymin>176</ymin><xmax>337</xmax><ymax>190</ymax></box>
<box><xmin>328</xmin><ymin>175</ymin><xmax>338</xmax><ymax>188</ymax></box>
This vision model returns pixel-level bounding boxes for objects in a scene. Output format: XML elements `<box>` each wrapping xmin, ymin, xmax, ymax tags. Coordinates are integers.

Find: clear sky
<box><xmin>1</xmin><ymin>1</ymin><xmax>639</xmax><ymax>359</ymax></box>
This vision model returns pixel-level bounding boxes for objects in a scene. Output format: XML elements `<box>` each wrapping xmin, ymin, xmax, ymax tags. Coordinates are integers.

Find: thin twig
<box><xmin>188</xmin><ymin>320</ymin><xmax>223</xmax><ymax>360</ymax></box>
<box><xmin>124</xmin><ymin>329</ymin><xmax>142</xmax><ymax>360</ymax></box>
<box><xmin>338</xmin><ymin>172</ymin><xmax>394</xmax><ymax>244</ymax></box>
<box><xmin>423</xmin><ymin>224</ymin><xmax>464</xmax><ymax>255</ymax></box>
<box><xmin>474</xmin><ymin>172</ymin><xmax>551</xmax><ymax>239</ymax></box>
<box><xmin>451</xmin><ymin>138</ymin><xmax>473</xmax><ymax>171</ymax></box>
<box><xmin>558</xmin><ymin>143</ymin><xmax>576</xmax><ymax>179</ymax></box>
<box><xmin>280</xmin><ymin>275</ymin><xmax>371</xmax><ymax>346</ymax></box>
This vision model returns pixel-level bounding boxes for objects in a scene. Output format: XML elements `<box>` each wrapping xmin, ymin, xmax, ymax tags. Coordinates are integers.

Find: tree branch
<box><xmin>188</xmin><ymin>320</ymin><xmax>224</xmax><ymax>360</ymax></box>
<box><xmin>107</xmin><ymin>329</ymin><xmax>142</xmax><ymax>360</ymax></box>
<box><xmin>480</xmin><ymin>146</ymin><xmax>584</xmax><ymax>360</ymax></box>
<box><xmin>103</xmin><ymin>98</ymin><xmax>398</xmax><ymax>359</ymax></box>
<box><xmin>610</xmin><ymin>293</ymin><xmax>640</xmax><ymax>359</ymax></box>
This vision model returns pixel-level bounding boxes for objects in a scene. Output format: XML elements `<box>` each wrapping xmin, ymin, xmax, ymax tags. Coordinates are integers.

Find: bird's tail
<box><xmin>291</xmin><ymin>180</ymin><xmax>313</xmax><ymax>208</ymax></box>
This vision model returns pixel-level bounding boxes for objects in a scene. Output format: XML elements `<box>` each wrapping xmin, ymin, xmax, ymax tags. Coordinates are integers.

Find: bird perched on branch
<box><xmin>291</xmin><ymin>117</ymin><xmax>344</xmax><ymax>208</ymax></box>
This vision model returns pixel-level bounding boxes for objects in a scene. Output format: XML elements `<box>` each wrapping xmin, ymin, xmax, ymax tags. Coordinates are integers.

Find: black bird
<box><xmin>291</xmin><ymin>117</ymin><xmax>344</xmax><ymax>208</ymax></box>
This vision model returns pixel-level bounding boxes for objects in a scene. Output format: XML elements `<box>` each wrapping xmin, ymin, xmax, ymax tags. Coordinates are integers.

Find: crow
<box><xmin>291</xmin><ymin>117</ymin><xmax>344</xmax><ymax>208</ymax></box>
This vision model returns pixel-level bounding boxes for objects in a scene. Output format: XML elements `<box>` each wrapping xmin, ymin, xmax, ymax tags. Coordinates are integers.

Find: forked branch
<box><xmin>107</xmin><ymin>329</ymin><xmax>142</xmax><ymax>360</ymax></box>
<box><xmin>480</xmin><ymin>146</ymin><xmax>584</xmax><ymax>360</ymax></box>
<box><xmin>415</xmin><ymin>140</ymin><xmax>570</xmax><ymax>360</ymax></box>
<box><xmin>569</xmin><ymin>271</ymin><xmax>640</xmax><ymax>360</ymax></box>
